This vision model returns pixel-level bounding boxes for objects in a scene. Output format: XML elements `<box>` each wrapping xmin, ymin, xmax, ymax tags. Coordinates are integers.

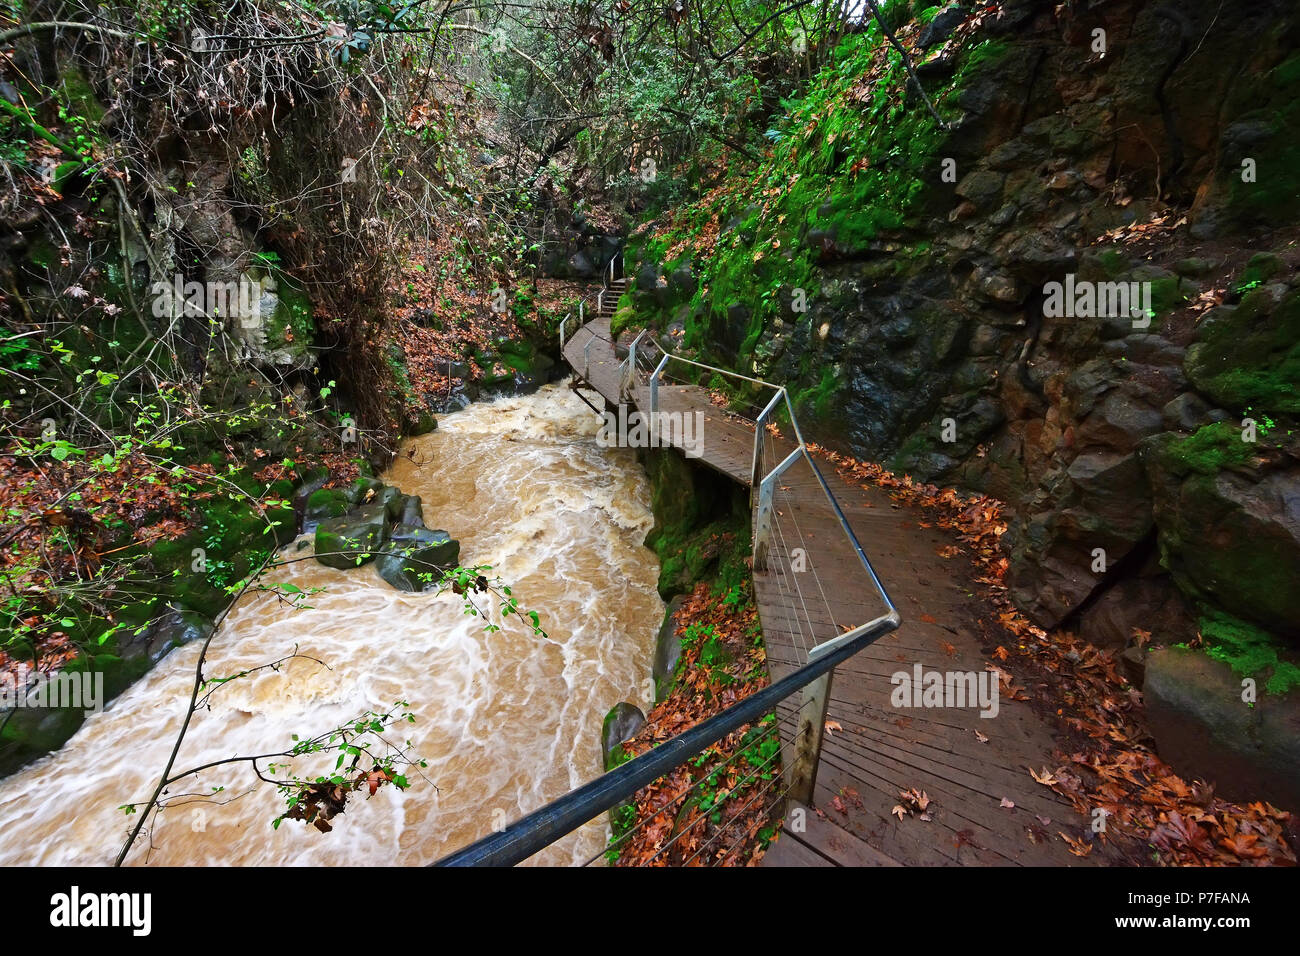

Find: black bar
<box><xmin>433</xmin><ymin>611</ymin><xmax>901</xmax><ymax>866</ymax></box>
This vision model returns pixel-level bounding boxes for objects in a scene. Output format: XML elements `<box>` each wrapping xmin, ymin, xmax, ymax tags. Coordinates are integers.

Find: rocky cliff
<box><xmin>621</xmin><ymin>0</ymin><xmax>1300</xmax><ymax>800</ymax></box>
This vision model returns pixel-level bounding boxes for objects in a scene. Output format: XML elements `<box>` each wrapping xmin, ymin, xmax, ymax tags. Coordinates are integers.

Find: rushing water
<box><xmin>0</xmin><ymin>383</ymin><xmax>663</xmax><ymax>865</ymax></box>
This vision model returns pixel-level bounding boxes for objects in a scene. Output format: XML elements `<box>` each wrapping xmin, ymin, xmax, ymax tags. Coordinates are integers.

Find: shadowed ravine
<box><xmin>0</xmin><ymin>383</ymin><xmax>662</xmax><ymax>866</ymax></box>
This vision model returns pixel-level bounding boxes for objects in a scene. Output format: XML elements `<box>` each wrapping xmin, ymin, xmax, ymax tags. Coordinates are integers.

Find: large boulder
<box><xmin>374</xmin><ymin>525</ymin><xmax>460</xmax><ymax>591</ymax></box>
<box><xmin>1144</xmin><ymin>647</ymin><xmax>1300</xmax><ymax>810</ymax></box>
<box><xmin>301</xmin><ymin>487</ymin><xmax>350</xmax><ymax>534</ymax></box>
<box><xmin>314</xmin><ymin>503</ymin><xmax>390</xmax><ymax>570</ymax></box>
<box><xmin>601</xmin><ymin>702</ymin><xmax>646</xmax><ymax>772</ymax></box>
<box><xmin>1141</xmin><ymin>434</ymin><xmax>1300</xmax><ymax>641</ymax></box>
<box><xmin>1006</xmin><ymin>451</ymin><xmax>1156</xmax><ymax>629</ymax></box>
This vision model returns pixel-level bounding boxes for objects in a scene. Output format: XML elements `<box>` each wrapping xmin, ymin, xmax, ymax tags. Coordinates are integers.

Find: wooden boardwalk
<box><xmin>563</xmin><ymin>296</ymin><xmax>1112</xmax><ymax>867</ymax></box>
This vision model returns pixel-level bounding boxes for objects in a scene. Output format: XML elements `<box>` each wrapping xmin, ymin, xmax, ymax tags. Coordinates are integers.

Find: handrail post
<box><xmin>559</xmin><ymin>314</ymin><xmax>568</xmax><ymax>348</ymax></box>
<box><xmin>579</xmin><ymin>300</ymin><xmax>584</xmax><ymax>325</ymax></box>
<box><xmin>751</xmin><ymin>389</ymin><xmax>785</xmax><ymax>493</ymax></box>
<box><xmin>621</xmin><ymin>329</ymin><xmax>645</xmax><ymax>403</ymax></box>
<box><xmin>753</xmin><ymin>475</ymin><xmax>776</xmax><ymax>572</ymax></box>
<box><xmin>627</xmin><ymin>329</ymin><xmax>645</xmax><ymax>376</ymax></box>
<box><xmin>753</xmin><ymin>447</ymin><xmax>802</xmax><ymax>571</ymax></box>
<box><xmin>788</xmin><ymin>641</ymin><xmax>836</xmax><ymax>805</ymax></box>
<box><xmin>650</xmin><ymin>352</ymin><xmax>670</xmax><ymax>419</ymax></box>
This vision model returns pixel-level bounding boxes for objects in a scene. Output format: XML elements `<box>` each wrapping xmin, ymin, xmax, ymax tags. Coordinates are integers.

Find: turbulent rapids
<box><xmin>0</xmin><ymin>383</ymin><xmax>663</xmax><ymax>866</ymax></box>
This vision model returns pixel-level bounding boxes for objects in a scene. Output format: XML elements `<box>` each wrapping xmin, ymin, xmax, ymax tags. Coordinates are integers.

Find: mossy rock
<box><xmin>1142</xmin><ymin>434</ymin><xmax>1300</xmax><ymax>640</ymax></box>
<box><xmin>1185</xmin><ymin>287</ymin><xmax>1300</xmax><ymax>414</ymax></box>
<box><xmin>0</xmin><ymin>699</ymin><xmax>87</xmax><ymax>773</ymax></box>
<box><xmin>314</xmin><ymin>503</ymin><xmax>390</xmax><ymax>569</ymax></box>
<box><xmin>1200</xmin><ymin>608</ymin><xmax>1300</xmax><ymax>695</ymax></box>
<box><xmin>304</xmin><ymin>487</ymin><xmax>350</xmax><ymax>530</ymax></box>
<box><xmin>601</xmin><ymin>702</ymin><xmax>646</xmax><ymax>772</ymax></box>
<box><xmin>374</xmin><ymin>525</ymin><xmax>460</xmax><ymax>591</ymax></box>
<box><xmin>1144</xmin><ymin>646</ymin><xmax>1300</xmax><ymax>809</ymax></box>
<box><xmin>495</xmin><ymin>337</ymin><xmax>534</xmax><ymax>359</ymax></box>
<box><xmin>405</xmin><ymin>407</ymin><xmax>438</xmax><ymax>436</ymax></box>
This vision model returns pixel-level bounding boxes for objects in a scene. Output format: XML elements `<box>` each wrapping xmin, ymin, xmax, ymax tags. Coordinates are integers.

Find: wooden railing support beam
<box><xmin>787</xmin><ymin>669</ymin><xmax>833</xmax><ymax>805</ymax></box>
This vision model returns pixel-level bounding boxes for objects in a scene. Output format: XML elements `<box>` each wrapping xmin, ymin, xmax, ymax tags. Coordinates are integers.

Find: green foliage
<box><xmin>604</xmin><ymin>801</ymin><xmax>637</xmax><ymax>863</ymax></box>
<box><xmin>629</xmin><ymin>20</ymin><xmax>982</xmax><ymax>399</ymax></box>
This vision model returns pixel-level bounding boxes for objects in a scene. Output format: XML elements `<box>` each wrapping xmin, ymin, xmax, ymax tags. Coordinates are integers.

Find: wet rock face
<box><xmin>708</xmin><ymin>2</ymin><xmax>1300</xmax><ymax>662</ymax></box>
<box><xmin>621</xmin><ymin>3</ymin><xmax>1300</xmax><ymax>708</ymax></box>
<box><xmin>1144</xmin><ymin>648</ymin><xmax>1300</xmax><ymax>811</ymax></box>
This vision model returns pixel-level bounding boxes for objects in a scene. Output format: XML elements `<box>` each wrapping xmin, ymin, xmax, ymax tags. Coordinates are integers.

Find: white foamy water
<box><xmin>0</xmin><ymin>382</ymin><xmax>662</xmax><ymax>866</ymax></box>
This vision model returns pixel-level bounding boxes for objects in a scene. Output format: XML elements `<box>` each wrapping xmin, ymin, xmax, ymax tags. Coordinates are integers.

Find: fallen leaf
<box><xmin>1059</xmin><ymin>831</ymin><xmax>1094</xmax><ymax>857</ymax></box>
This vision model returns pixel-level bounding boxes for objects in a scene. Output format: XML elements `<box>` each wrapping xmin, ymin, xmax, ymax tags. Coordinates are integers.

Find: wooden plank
<box><xmin>777</xmin><ymin>802</ymin><xmax>902</xmax><ymax>867</ymax></box>
<box><xmin>760</xmin><ymin>832</ymin><xmax>835</xmax><ymax>867</ymax></box>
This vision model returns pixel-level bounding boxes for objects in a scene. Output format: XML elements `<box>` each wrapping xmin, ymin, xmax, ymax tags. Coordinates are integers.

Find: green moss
<box><xmin>1185</xmin><ymin>286</ymin><xmax>1300</xmax><ymax>414</ymax></box>
<box><xmin>1093</xmin><ymin>248</ymin><xmax>1127</xmax><ymax>278</ymax></box>
<box><xmin>1148</xmin><ymin>276</ymin><xmax>1189</xmax><ymax>315</ymax></box>
<box><xmin>57</xmin><ymin>62</ymin><xmax>105</xmax><ymax>125</ymax></box>
<box><xmin>642</xmin><ymin>450</ymin><xmax>751</xmax><ymax>599</ymax></box>
<box><xmin>625</xmin><ymin>22</ymin><xmax>977</xmax><ymax>380</ymax></box>
<box><xmin>789</xmin><ymin>363</ymin><xmax>839</xmax><ymax>424</ymax></box>
<box><xmin>958</xmin><ymin>38</ymin><xmax>1011</xmax><ymax>76</ymax></box>
<box><xmin>1225</xmin><ymin>52</ymin><xmax>1300</xmax><ymax>224</ymax></box>
<box><xmin>1160</xmin><ymin>422</ymin><xmax>1255</xmax><ymax>475</ymax></box>
<box><xmin>261</xmin><ymin>268</ymin><xmax>315</xmax><ymax>356</ymax></box>
<box><xmin>1200</xmin><ymin>609</ymin><xmax>1300</xmax><ymax>695</ymax></box>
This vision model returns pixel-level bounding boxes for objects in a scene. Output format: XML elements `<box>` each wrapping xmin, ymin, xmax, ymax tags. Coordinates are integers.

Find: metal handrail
<box><xmin>570</xmin><ymin>271</ymin><xmax>883</xmax><ymax>620</ymax></box>
<box><xmin>637</xmin><ymin>327</ymin><xmax>892</xmax><ymax>629</ymax></box>
<box><xmin>560</xmin><ymin>254</ymin><xmax>625</xmax><ymax>350</ymax></box>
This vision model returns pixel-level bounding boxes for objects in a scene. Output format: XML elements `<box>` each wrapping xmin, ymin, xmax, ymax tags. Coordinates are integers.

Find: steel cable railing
<box><xmin>586</xmin><ymin>695</ymin><xmax>821</xmax><ymax>867</ymax></box>
<box><xmin>434</xmin><ymin>612</ymin><xmax>897</xmax><ymax>866</ymax></box>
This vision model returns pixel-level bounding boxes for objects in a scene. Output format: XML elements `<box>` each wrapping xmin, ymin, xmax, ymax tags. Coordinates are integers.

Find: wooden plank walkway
<box><xmin>563</xmin><ymin>301</ymin><xmax>1113</xmax><ymax>867</ymax></box>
